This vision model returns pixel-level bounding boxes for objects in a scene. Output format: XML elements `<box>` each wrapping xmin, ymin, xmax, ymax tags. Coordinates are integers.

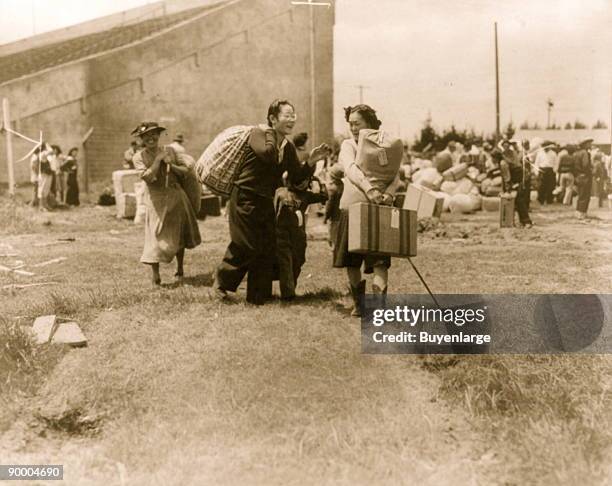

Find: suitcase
<box><xmin>482</xmin><ymin>196</ymin><xmax>500</xmax><ymax>212</ymax></box>
<box><xmin>116</xmin><ymin>193</ymin><xmax>136</xmax><ymax>219</ymax></box>
<box><xmin>404</xmin><ymin>184</ymin><xmax>444</xmax><ymax>219</ymax></box>
<box><xmin>500</xmin><ymin>194</ymin><xmax>514</xmax><ymax>227</ymax></box>
<box><xmin>348</xmin><ymin>203</ymin><xmax>417</xmax><ymax>257</ymax></box>
<box><xmin>198</xmin><ymin>194</ymin><xmax>221</xmax><ymax>219</ymax></box>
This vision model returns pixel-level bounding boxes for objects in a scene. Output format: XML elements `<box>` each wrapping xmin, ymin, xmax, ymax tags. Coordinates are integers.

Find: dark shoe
<box><xmin>349</xmin><ymin>280</ymin><xmax>366</xmax><ymax>317</ymax></box>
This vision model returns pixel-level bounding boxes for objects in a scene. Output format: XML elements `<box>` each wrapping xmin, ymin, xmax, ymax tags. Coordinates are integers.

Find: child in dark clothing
<box><xmin>274</xmin><ymin>175</ymin><xmax>327</xmax><ymax>299</ymax></box>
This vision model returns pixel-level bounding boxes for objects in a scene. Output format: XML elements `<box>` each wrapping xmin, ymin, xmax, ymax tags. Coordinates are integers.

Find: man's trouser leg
<box><xmin>516</xmin><ymin>187</ymin><xmax>532</xmax><ymax>225</ymax></box>
<box><xmin>544</xmin><ymin>168</ymin><xmax>555</xmax><ymax>204</ymax></box>
<box><xmin>576</xmin><ymin>176</ymin><xmax>592</xmax><ymax>214</ymax></box>
<box><xmin>216</xmin><ymin>188</ymin><xmax>259</xmax><ymax>293</ymax></box>
<box><xmin>245</xmin><ymin>202</ymin><xmax>276</xmax><ymax>304</ymax></box>
<box><xmin>560</xmin><ymin>173</ymin><xmax>574</xmax><ymax>205</ymax></box>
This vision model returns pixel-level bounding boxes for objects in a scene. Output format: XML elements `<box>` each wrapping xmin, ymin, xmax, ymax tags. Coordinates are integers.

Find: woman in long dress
<box><xmin>62</xmin><ymin>147</ymin><xmax>80</xmax><ymax>206</ymax></box>
<box><xmin>332</xmin><ymin>105</ymin><xmax>402</xmax><ymax>316</ymax></box>
<box><xmin>131</xmin><ymin>122</ymin><xmax>202</xmax><ymax>285</ymax></box>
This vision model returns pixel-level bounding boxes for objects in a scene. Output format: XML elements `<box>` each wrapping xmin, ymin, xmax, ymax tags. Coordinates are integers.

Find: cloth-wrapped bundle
<box><xmin>355</xmin><ymin>129</ymin><xmax>404</xmax><ymax>189</ymax></box>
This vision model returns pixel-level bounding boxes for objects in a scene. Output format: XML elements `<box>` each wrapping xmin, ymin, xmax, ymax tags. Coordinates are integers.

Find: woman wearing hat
<box><xmin>131</xmin><ymin>122</ymin><xmax>201</xmax><ymax>285</ymax></box>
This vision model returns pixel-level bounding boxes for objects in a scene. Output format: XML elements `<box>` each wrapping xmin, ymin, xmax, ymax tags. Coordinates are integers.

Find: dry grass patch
<box><xmin>433</xmin><ymin>355</ymin><xmax>612</xmax><ymax>485</ymax></box>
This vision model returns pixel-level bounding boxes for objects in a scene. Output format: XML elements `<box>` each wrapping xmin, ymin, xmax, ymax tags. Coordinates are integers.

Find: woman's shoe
<box><xmin>349</xmin><ymin>280</ymin><xmax>366</xmax><ymax>317</ymax></box>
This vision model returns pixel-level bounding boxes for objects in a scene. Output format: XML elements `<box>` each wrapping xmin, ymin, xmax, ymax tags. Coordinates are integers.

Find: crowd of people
<box><xmin>29</xmin><ymin>143</ymin><xmax>80</xmax><ymax>210</ymax></box>
<box><xmin>394</xmin><ymin>136</ymin><xmax>610</xmax><ymax>223</ymax></box>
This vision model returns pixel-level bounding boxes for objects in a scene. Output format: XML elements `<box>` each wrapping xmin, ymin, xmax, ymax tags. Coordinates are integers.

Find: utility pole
<box><xmin>293</xmin><ymin>0</ymin><xmax>328</xmax><ymax>142</ymax></box>
<box><xmin>494</xmin><ymin>22</ymin><xmax>500</xmax><ymax>139</ymax></box>
<box><xmin>546</xmin><ymin>99</ymin><xmax>554</xmax><ymax>129</ymax></box>
<box><xmin>309</xmin><ymin>5</ymin><xmax>316</xmax><ymax>142</ymax></box>
<box><xmin>354</xmin><ymin>85</ymin><xmax>370</xmax><ymax>104</ymax></box>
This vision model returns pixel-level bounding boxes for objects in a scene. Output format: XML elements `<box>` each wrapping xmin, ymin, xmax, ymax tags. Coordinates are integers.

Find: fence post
<box><xmin>2</xmin><ymin>98</ymin><xmax>15</xmax><ymax>196</ymax></box>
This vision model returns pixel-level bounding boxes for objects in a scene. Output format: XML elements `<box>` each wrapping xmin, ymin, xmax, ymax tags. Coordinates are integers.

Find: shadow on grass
<box><xmin>273</xmin><ymin>286</ymin><xmax>354</xmax><ymax>317</ymax></box>
<box><xmin>293</xmin><ymin>286</ymin><xmax>345</xmax><ymax>303</ymax></box>
<box><xmin>178</xmin><ymin>272</ymin><xmax>214</xmax><ymax>288</ymax></box>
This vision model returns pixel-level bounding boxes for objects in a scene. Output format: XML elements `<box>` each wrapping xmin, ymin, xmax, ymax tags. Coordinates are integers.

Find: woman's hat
<box><xmin>131</xmin><ymin>122</ymin><xmax>166</xmax><ymax>137</ymax></box>
<box><xmin>578</xmin><ymin>137</ymin><xmax>594</xmax><ymax>146</ymax></box>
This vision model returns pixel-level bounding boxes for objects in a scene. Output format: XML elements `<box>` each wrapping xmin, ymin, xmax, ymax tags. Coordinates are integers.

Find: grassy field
<box><xmin>1</xmin><ymin>187</ymin><xmax>611</xmax><ymax>485</ymax></box>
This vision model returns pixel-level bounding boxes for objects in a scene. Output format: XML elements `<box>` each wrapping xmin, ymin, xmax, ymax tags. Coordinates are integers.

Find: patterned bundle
<box><xmin>195</xmin><ymin>125</ymin><xmax>254</xmax><ymax>196</ymax></box>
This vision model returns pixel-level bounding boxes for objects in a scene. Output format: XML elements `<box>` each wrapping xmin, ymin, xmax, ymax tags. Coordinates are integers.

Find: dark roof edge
<box><xmin>0</xmin><ymin>0</ymin><xmax>238</xmax><ymax>88</ymax></box>
<box><xmin>0</xmin><ymin>2</ymin><xmax>166</xmax><ymax>57</ymax></box>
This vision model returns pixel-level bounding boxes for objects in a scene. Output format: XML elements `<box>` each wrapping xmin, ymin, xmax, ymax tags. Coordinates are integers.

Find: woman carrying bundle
<box><xmin>213</xmin><ymin>100</ymin><xmax>330</xmax><ymax>305</ymax></box>
<box><xmin>131</xmin><ymin>122</ymin><xmax>201</xmax><ymax>286</ymax></box>
<box><xmin>333</xmin><ymin>105</ymin><xmax>402</xmax><ymax>317</ymax></box>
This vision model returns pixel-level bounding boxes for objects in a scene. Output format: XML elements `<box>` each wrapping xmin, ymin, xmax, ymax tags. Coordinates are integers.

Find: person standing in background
<box><xmin>47</xmin><ymin>145</ymin><xmax>64</xmax><ymax>205</ymax></box>
<box><xmin>123</xmin><ymin>141</ymin><xmax>140</xmax><ymax>169</ymax></box>
<box><xmin>37</xmin><ymin>143</ymin><xmax>55</xmax><ymax>211</ymax></box>
<box><xmin>574</xmin><ymin>138</ymin><xmax>594</xmax><ymax>219</ymax></box>
<box><xmin>499</xmin><ymin>142</ymin><xmax>533</xmax><ymax>228</ymax></box>
<box><xmin>535</xmin><ymin>141</ymin><xmax>557</xmax><ymax>205</ymax></box>
<box><xmin>557</xmin><ymin>144</ymin><xmax>575</xmax><ymax>206</ymax></box>
<box><xmin>592</xmin><ymin>149</ymin><xmax>608</xmax><ymax>208</ymax></box>
<box><xmin>29</xmin><ymin>146</ymin><xmax>41</xmax><ymax>207</ymax></box>
<box><xmin>62</xmin><ymin>147</ymin><xmax>80</xmax><ymax>206</ymax></box>
<box><xmin>168</xmin><ymin>133</ymin><xmax>187</xmax><ymax>155</ymax></box>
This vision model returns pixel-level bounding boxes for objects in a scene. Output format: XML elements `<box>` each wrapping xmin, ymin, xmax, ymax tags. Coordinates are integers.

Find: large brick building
<box><xmin>0</xmin><ymin>0</ymin><xmax>334</xmax><ymax>189</ymax></box>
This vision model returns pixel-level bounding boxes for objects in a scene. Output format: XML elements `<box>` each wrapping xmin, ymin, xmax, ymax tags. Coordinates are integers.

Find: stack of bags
<box><xmin>411</xmin><ymin>161</ymin><xmax>481</xmax><ymax>215</ymax></box>
<box><xmin>112</xmin><ymin>169</ymin><xmax>142</xmax><ymax>219</ymax></box>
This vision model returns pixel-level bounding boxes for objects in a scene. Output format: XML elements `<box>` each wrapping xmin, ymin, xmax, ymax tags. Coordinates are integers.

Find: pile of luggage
<box><xmin>401</xmin><ymin>156</ymin><xmax>508</xmax><ymax>217</ymax></box>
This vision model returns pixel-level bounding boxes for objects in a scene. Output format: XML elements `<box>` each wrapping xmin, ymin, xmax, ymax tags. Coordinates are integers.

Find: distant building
<box><xmin>514</xmin><ymin>129</ymin><xmax>611</xmax><ymax>154</ymax></box>
<box><xmin>0</xmin><ymin>0</ymin><xmax>334</xmax><ymax>188</ymax></box>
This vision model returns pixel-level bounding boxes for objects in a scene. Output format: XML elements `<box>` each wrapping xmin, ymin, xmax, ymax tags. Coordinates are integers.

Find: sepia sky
<box><xmin>334</xmin><ymin>0</ymin><xmax>611</xmax><ymax>139</ymax></box>
<box><xmin>1</xmin><ymin>0</ymin><xmax>610</xmax><ymax>140</ymax></box>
